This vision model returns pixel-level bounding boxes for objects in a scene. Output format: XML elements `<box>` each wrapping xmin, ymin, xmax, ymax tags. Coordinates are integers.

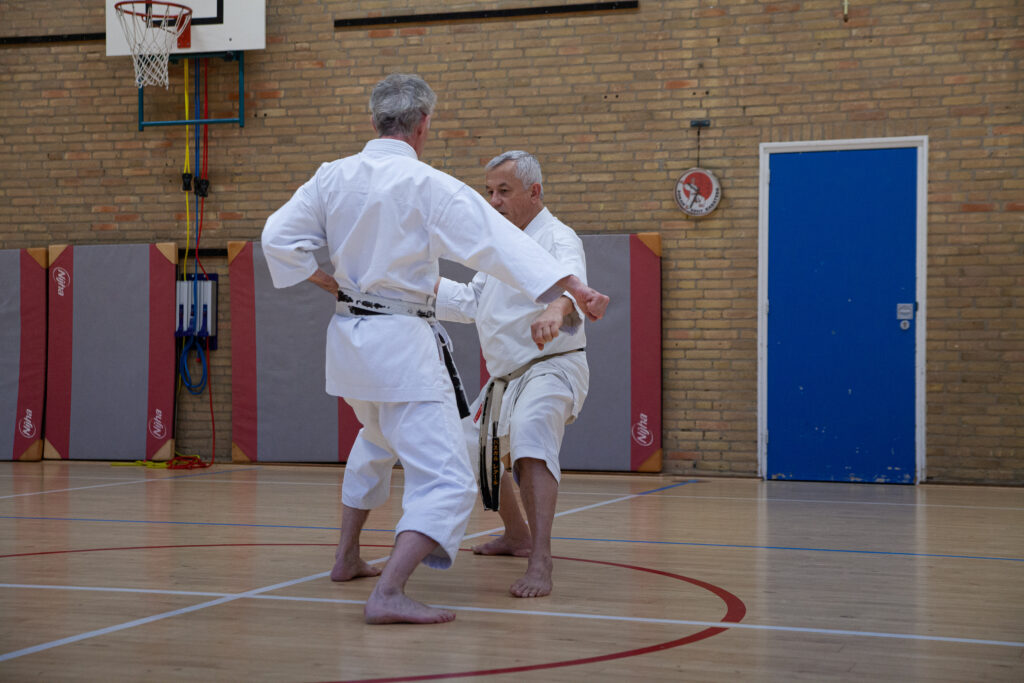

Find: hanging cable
<box><xmin>198</xmin><ymin>58</ymin><xmax>216</xmax><ymax>462</ymax></box>
<box><xmin>178</xmin><ymin>337</ymin><xmax>207</xmax><ymax>394</ymax></box>
<box><xmin>178</xmin><ymin>57</ymin><xmax>207</xmax><ymax>396</ymax></box>
<box><xmin>181</xmin><ymin>59</ymin><xmax>192</xmax><ymax>282</ymax></box>
<box><xmin>194</xmin><ymin>59</ymin><xmax>203</xmax><ymax>274</ymax></box>
<box><xmin>168</xmin><ymin>58</ymin><xmax>216</xmax><ymax>467</ymax></box>
<box><xmin>205</xmin><ymin>336</ymin><xmax>216</xmax><ymax>460</ymax></box>
<box><xmin>196</xmin><ymin>57</ymin><xmax>210</xmax><ymax>276</ymax></box>
<box><xmin>147</xmin><ymin>59</ymin><xmax>215</xmax><ymax>471</ymax></box>
<box><xmin>153</xmin><ymin>58</ymin><xmax>209</xmax><ymax>471</ymax></box>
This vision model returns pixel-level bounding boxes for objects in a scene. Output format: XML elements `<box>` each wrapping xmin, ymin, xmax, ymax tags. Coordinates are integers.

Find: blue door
<box><xmin>767</xmin><ymin>147</ymin><xmax>918</xmax><ymax>483</ymax></box>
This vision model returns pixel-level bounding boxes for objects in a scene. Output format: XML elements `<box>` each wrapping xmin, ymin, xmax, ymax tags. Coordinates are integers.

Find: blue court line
<box><xmin>635</xmin><ymin>479</ymin><xmax>703</xmax><ymax>495</ymax></box>
<box><xmin>0</xmin><ymin>465</ymin><xmax>263</xmax><ymax>500</ymax></box>
<box><xmin>547</xmin><ymin>536</ymin><xmax>1024</xmax><ymax>563</ymax></box>
<box><xmin>3</xmin><ymin>515</ymin><xmax>1019</xmax><ymax>563</ymax></box>
<box><xmin>3</xmin><ymin>478</ymin><xmax>1017</xmax><ymax>563</ymax></box>
<box><xmin>0</xmin><ymin>479</ymin><xmax>694</xmax><ymax>530</ymax></box>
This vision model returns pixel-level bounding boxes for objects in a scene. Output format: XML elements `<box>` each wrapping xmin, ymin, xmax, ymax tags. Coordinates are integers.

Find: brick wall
<box><xmin>1</xmin><ymin>1</ymin><xmax>1020</xmax><ymax>482</ymax></box>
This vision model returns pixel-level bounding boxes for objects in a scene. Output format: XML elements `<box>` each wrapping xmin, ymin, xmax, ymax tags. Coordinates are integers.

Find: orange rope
<box><xmin>166</xmin><ymin>454</ymin><xmax>212</xmax><ymax>470</ymax></box>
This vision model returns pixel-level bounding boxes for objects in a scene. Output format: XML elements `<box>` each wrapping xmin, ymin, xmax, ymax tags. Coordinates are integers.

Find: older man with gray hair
<box><xmin>262</xmin><ymin>77</ymin><xmax>609</xmax><ymax>624</ymax></box>
<box><xmin>437</xmin><ymin>150</ymin><xmax>591</xmax><ymax>598</ymax></box>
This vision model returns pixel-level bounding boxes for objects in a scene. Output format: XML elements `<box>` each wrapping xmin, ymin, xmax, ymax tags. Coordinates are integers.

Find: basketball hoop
<box><xmin>114</xmin><ymin>1</ymin><xmax>192</xmax><ymax>89</ymax></box>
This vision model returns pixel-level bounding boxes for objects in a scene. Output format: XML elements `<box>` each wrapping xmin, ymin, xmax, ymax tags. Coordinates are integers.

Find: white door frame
<box><xmin>757</xmin><ymin>136</ymin><xmax>929</xmax><ymax>482</ymax></box>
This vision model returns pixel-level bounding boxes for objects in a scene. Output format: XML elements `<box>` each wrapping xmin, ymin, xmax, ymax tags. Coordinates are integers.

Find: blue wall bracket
<box><xmin>176</xmin><ymin>272</ymin><xmax>219</xmax><ymax>351</ymax></box>
<box><xmin>137</xmin><ymin>51</ymin><xmax>244</xmax><ymax>131</ymax></box>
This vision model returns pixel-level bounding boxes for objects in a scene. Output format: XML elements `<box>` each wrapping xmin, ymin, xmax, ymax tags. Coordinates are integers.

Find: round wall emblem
<box><xmin>674</xmin><ymin>168</ymin><xmax>722</xmax><ymax>217</ymax></box>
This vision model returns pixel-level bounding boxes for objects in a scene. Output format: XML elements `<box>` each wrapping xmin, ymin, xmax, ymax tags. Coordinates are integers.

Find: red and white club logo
<box><xmin>52</xmin><ymin>266</ymin><xmax>71</xmax><ymax>297</ymax></box>
<box><xmin>674</xmin><ymin>167</ymin><xmax>722</xmax><ymax>217</ymax></box>
<box><xmin>631</xmin><ymin>412</ymin><xmax>654</xmax><ymax>447</ymax></box>
<box><xmin>18</xmin><ymin>409</ymin><xmax>37</xmax><ymax>440</ymax></box>
<box><xmin>149</xmin><ymin>409</ymin><xmax>168</xmax><ymax>440</ymax></box>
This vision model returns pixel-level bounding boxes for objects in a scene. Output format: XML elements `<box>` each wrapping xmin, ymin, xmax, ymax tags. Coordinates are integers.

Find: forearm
<box><xmin>555</xmin><ymin>274</ymin><xmax>609</xmax><ymax>321</ymax></box>
<box><xmin>435</xmin><ymin>276</ymin><xmax>479</xmax><ymax>323</ymax></box>
<box><xmin>548</xmin><ymin>294</ymin><xmax>583</xmax><ymax>334</ymax></box>
<box><xmin>307</xmin><ymin>268</ymin><xmax>338</xmax><ymax>297</ymax></box>
<box><xmin>546</xmin><ymin>294</ymin><xmax>575</xmax><ymax>317</ymax></box>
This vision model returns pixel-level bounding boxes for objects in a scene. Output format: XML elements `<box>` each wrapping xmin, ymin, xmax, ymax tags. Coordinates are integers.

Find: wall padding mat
<box><xmin>564</xmin><ymin>233</ymin><xmax>662</xmax><ymax>471</ymax></box>
<box><xmin>43</xmin><ymin>244</ymin><xmax>177</xmax><ymax>461</ymax></box>
<box><xmin>228</xmin><ymin>234</ymin><xmax>661</xmax><ymax>471</ymax></box>
<box><xmin>229</xmin><ymin>241</ymin><xmax>362</xmax><ymax>463</ymax></box>
<box><xmin>0</xmin><ymin>248</ymin><xmax>48</xmax><ymax>461</ymax></box>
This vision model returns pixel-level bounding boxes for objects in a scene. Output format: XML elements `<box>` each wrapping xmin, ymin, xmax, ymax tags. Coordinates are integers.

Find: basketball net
<box><xmin>115</xmin><ymin>1</ymin><xmax>192</xmax><ymax>89</ymax></box>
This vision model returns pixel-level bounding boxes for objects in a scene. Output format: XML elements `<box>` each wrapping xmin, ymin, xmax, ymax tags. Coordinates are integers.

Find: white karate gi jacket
<box><xmin>261</xmin><ymin>139</ymin><xmax>571</xmax><ymax>403</ymax></box>
<box><xmin>436</xmin><ymin>208</ymin><xmax>590</xmax><ymax>424</ymax></box>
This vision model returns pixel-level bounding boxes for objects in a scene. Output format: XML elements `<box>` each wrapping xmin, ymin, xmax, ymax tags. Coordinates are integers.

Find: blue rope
<box><xmin>178</xmin><ymin>334</ymin><xmax>207</xmax><ymax>395</ymax></box>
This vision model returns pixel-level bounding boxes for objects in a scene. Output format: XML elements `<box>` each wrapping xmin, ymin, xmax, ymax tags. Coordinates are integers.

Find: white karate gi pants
<box><xmin>465</xmin><ymin>372</ymin><xmax>576</xmax><ymax>485</ymax></box>
<box><xmin>343</xmin><ymin>397</ymin><xmax>477</xmax><ymax>569</ymax></box>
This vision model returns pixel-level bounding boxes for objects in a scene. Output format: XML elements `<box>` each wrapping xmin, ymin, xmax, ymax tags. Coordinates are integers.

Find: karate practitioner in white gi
<box><xmin>436</xmin><ymin>151</ymin><xmax>589</xmax><ymax>598</ymax></box>
<box><xmin>261</xmin><ymin>75</ymin><xmax>609</xmax><ymax>624</ymax></box>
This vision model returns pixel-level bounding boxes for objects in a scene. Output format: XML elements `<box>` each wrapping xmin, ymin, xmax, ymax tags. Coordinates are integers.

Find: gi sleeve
<box><xmin>261</xmin><ymin>169</ymin><xmax>329</xmax><ymax>289</ymax></box>
<box><xmin>436</xmin><ymin>272</ymin><xmax>486</xmax><ymax>324</ymax></box>
<box><xmin>429</xmin><ymin>186</ymin><xmax>570</xmax><ymax>304</ymax></box>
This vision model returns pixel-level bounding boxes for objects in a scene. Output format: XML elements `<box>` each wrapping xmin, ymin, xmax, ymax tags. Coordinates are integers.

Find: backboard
<box><xmin>105</xmin><ymin>0</ymin><xmax>265</xmax><ymax>57</ymax></box>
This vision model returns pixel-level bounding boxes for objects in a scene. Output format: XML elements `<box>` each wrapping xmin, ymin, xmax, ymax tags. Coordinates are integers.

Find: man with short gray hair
<box><xmin>262</xmin><ymin>76</ymin><xmax>609</xmax><ymax>623</ymax></box>
<box><xmin>437</xmin><ymin>150</ymin><xmax>591</xmax><ymax>598</ymax></box>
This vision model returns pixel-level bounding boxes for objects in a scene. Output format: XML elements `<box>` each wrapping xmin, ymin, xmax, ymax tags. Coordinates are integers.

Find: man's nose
<box><xmin>489</xmin><ymin>194</ymin><xmax>501</xmax><ymax>207</ymax></box>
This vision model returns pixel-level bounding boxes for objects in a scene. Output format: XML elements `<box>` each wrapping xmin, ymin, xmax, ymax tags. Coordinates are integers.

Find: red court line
<box><xmin>1</xmin><ymin>543</ymin><xmax>746</xmax><ymax>681</ymax></box>
<box><xmin>0</xmin><ymin>542</ymin><xmax>338</xmax><ymax>560</ymax></box>
<box><xmin>332</xmin><ymin>553</ymin><xmax>746</xmax><ymax>683</ymax></box>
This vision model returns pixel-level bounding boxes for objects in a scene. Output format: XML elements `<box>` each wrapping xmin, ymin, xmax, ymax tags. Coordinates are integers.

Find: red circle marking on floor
<box><xmin>3</xmin><ymin>543</ymin><xmax>747</xmax><ymax>680</ymax></box>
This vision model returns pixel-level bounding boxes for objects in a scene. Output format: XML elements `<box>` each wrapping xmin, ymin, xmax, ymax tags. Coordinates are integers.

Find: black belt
<box><xmin>478</xmin><ymin>348</ymin><xmax>584</xmax><ymax>510</ymax></box>
<box><xmin>337</xmin><ymin>290</ymin><xmax>469</xmax><ymax>419</ymax></box>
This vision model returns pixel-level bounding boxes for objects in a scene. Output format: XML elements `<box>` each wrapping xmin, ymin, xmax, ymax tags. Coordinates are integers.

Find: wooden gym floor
<box><xmin>1</xmin><ymin>461</ymin><xmax>1022</xmax><ymax>681</ymax></box>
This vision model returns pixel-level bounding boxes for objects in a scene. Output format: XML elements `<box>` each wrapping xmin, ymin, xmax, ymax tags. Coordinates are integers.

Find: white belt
<box><xmin>336</xmin><ymin>287</ymin><xmax>436</xmax><ymax>319</ymax></box>
<box><xmin>336</xmin><ymin>287</ymin><xmax>468</xmax><ymax>418</ymax></box>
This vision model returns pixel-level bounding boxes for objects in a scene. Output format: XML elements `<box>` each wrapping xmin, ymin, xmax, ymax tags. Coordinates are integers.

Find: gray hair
<box><xmin>486</xmin><ymin>150</ymin><xmax>544</xmax><ymax>199</ymax></box>
<box><xmin>369</xmin><ymin>74</ymin><xmax>436</xmax><ymax>137</ymax></box>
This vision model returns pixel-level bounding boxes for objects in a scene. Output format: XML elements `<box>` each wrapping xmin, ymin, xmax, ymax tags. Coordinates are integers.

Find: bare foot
<box><xmin>472</xmin><ymin>534</ymin><xmax>532</xmax><ymax>557</ymax></box>
<box><xmin>330</xmin><ymin>554</ymin><xmax>383</xmax><ymax>582</ymax></box>
<box><xmin>510</xmin><ymin>557</ymin><xmax>553</xmax><ymax>598</ymax></box>
<box><xmin>364</xmin><ymin>587</ymin><xmax>455</xmax><ymax>625</ymax></box>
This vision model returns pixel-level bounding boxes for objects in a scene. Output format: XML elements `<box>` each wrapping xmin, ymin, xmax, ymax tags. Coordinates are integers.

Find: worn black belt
<box><xmin>478</xmin><ymin>348</ymin><xmax>584</xmax><ymax>511</ymax></box>
<box><xmin>336</xmin><ymin>288</ymin><xmax>469</xmax><ymax>418</ymax></box>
